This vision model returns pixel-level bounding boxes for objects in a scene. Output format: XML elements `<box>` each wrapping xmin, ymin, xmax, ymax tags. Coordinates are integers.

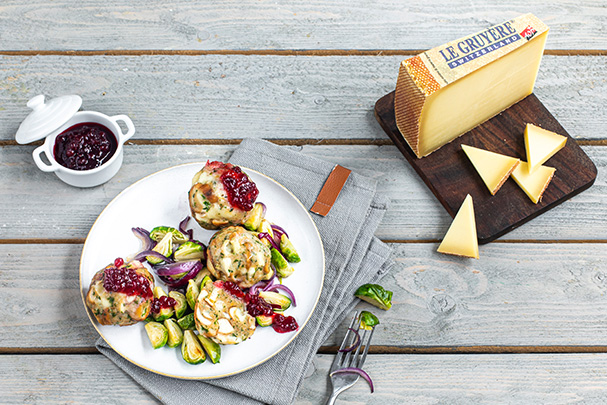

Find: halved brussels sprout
<box><xmin>152</xmin><ymin>286</ymin><xmax>174</xmax><ymax>321</ymax></box>
<box><xmin>147</xmin><ymin>233</ymin><xmax>173</xmax><ymax>265</ymax></box>
<box><xmin>181</xmin><ymin>330</ymin><xmax>206</xmax><ymax>364</ymax></box>
<box><xmin>169</xmin><ymin>291</ymin><xmax>188</xmax><ymax>319</ymax></box>
<box><xmin>244</xmin><ymin>203</ymin><xmax>265</xmax><ymax>231</ymax></box>
<box><xmin>174</xmin><ymin>241</ymin><xmax>206</xmax><ymax>262</ymax></box>
<box><xmin>164</xmin><ymin>318</ymin><xmax>184</xmax><ymax>348</ymax></box>
<box><xmin>186</xmin><ymin>279</ymin><xmax>200</xmax><ymax>311</ymax></box>
<box><xmin>359</xmin><ymin>311</ymin><xmax>380</xmax><ymax>330</ymax></box>
<box><xmin>258</xmin><ymin>219</ymin><xmax>274</xmax><ymax>238</ymax></box>
<box><xmin>256</xmin><ymin>314</ymin><xmax>273</xmax><ymax>327</ymax></box>
<box><xmin>271</xmin><ymin>248</ymin><xmax>294</xmax><ymax>278</ymax></box>
<box><xmin>150</xmin><ymin>226</ymin><xmax>189</xmax><ymax>244</ymax></box>
<box><xmin>145</xmin><ymin>322</ymin><xmax>168</xmax><ymax>349</ymax></box>
<box><xmin>259</xmin><ymin>291</ymin><xmax>291</xmax><ymax>311</ymax></box>
<box><xmin>280</xmin><ymin>234</ymin><xmax>301</xmax><ymax>263</ymax></box>
<box><xmin>197</xmin><ymin>334</ymin><xmax>221</xmax><ymax>364</ymax></box>
<box><xmin>177</xmin><ymin>313</ymin><xmax>196</xmax><ymax>330</ymax></box>
<box><xmin>354</xmin><ymin>284</ymin><xmax>393</xmax><ymax>310</ymax></box>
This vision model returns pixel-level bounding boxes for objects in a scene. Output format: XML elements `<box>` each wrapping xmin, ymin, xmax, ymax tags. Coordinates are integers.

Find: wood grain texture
<box><xmin>1</xmin><ymin>144</ymin><xmax>606</xmax><ymax>241</ymax></box>
<box><xmin>376</xmin><ymin>92</ymin><xmax>597</xmax><ymax>243</ymax></box>
<box><xmin>0</xmin><ymin>1</ymin><xmax>606</xmax><ymax>51</ymax></box>
<box><xmin>0</xmin><ymin>55</ymin><xmax>605</xmax><ymax>142</ymax></box>
<box><xmin>5</xmin><ymin>353</ymin><xmax>607</xmax><ymax>404</ymax></box>
<box><xmin>5</xmin><ymin>243</ymin><xmax>607</xmax><ymax>349</ymax></box>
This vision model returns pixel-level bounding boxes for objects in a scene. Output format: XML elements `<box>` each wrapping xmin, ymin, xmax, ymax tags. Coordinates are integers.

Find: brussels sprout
<box><xmin>147</xmin><ymin>233</ymin><xmax>173</xmax><ymax>265</ymax></box>
<box><xmin>186</xmin><ymin>279</ymin><xmax>200</xmax><ymax>311</ymax></box>
<box><xmin>244</xmin><ymin>203</ymin><xmax>265</xmax><ymax>231</ymax></box>
<box><xmin>199</xmin><ymin>275</ymin><xmax>212</xmax><ymax>288</ymax></box>
<box><xmin>169</xmin><ymin>291</ymin><xmax>188</xmax><ymax>318</ymax></box>
<box><xmin>259</xmin><ymin>291</ymin><xmax>291</xmax><ymax>311</ymax></box>
<box><xmin>150</xmin><ymin>226</ymin><xmax>189</xmax><ymax>244</ymax></box>
<box><xmin>152</xmin><ymin>286</ymin><xmax>174</xmax><ymax>321</ymax></box>
<box><xmin>145</xmin><ymin>322</ymin><xmax>168</xmax><ymax>349</ymax></box>
<box><xmin>359</xmin><ymin>311</ymin><xmax>380</xmax><ymax>330</ymax></box>
<box><xmin>181</xmin><ymin>330</ymin><xmax>206</xmax><ymax>364</ymax></box>
<box><xmin>280</xmin><ymin>234</ymin><xmax>301</xmax><ymax>263</ymax></box>
<box><xmin>192</xmin><ymin>269</ymin><xmax>212</xmax><ymax>287</ymax></box>
<box><xmin>354</xmin><ymin>284</ymin><xmax>393</xmax><ymax>311</ymax></box>
<box><xmin>174</xmin><ymin>241</ymin><xmax>206</xmax><ymax>262</ymax></box>
<box><xmin>258</xmin><ymin>219</ymin><xmax>274</xmax><ymax>238</ymax></box>
<box><xmin>256</xmin><ymin>314</ymin><xmax>273</xmax><ymax>327</ymax></box>
<box><xmin>197</xmin><ymin>334</ymin><xmax>221</xmax><ymax>364</ymax></box>
<box><xmin>164</xmin><ymin>318</ymin><xmax>184</xmax><ymax>348</ymax></box>
<box><xmin>271</xmin><ymin>248</ymin><xmax>294</xmax><ymax>278</ymax></box>
<box><xmin>177</xmin><ymin>313</ymin><xmax>196</xmax><ymax>330</ymax></box>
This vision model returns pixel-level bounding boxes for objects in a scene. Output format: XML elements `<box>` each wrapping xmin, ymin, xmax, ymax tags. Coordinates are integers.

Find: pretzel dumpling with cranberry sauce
<box><xmin>85</xmin><ymin>260</ymin><xmax>154</xmax><ymax>326</ymax></box>
<box><xmin>189</xmin><ymin>161</ymin><xmax>259</xmax><ymax>230</ymax></box>
<box><xmin>207</xmin><ymin>226</ymin><xmax>273</xmax><ymax>288</ymax></box>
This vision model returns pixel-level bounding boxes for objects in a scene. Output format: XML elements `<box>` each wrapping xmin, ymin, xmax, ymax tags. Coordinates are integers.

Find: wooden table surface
<box><xmin>1</xmin><ymin>2</ymin><xmax>606</xmax><ymax>403</ymax></box>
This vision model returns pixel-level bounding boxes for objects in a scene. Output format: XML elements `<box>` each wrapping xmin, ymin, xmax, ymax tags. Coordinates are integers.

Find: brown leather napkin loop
<box><xmin>310</xmin><ymin>165</ymin><xmax>352</xmax><ymax>216</ymax></box>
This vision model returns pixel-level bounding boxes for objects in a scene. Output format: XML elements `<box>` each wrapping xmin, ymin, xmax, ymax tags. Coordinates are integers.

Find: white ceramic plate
<box><xmin>80</xmin><ymin>163</ymin><xmax>325</xmax><ymax>379</ymax></box>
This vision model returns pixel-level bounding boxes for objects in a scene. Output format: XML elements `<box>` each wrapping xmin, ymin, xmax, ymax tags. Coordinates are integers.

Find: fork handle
<box><xmin>325</xmin><ymin>391</ymin><xmax>340</xmax><ymax>405</ymax></box>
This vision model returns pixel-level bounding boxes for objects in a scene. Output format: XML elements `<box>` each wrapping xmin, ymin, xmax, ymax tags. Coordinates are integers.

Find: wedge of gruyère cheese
<box><xmin>462</xmin><ymin>145</ymin><xmax>520</xmax><ymax>195</ymax></box>
<box><xmin>512</xmin><ymin>161</ymin><xmax>556</xmax><ymax>204</ymax></box>
<box><xmin>524</xmin><ymin>123</ymin><xmax>567</xmax><ymax>173</ymax></box>
<box><xmin>437</xmin><ymin>194</ymin><xmax>479</xmax><ymax>259</ymax></box>
<box><xmin>395</xmin><ymin>14</ymin><xmax>549</xmax><ymax>158</ymax></box>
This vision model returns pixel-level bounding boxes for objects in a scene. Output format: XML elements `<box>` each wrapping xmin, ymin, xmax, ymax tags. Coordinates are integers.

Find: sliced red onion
<box><xmin>258</xmin><ymin>232</ymin><xmax>280</xmax><ymax>250</ymax></box>
<box><xmin>155</xmin><ymin>260</ymin><xmax>201</xmax><ymax>276</ymax></box>
<box><xmin>258</xmin><ymin>202</ymin><xmax>267</xmax><ymax>217</ymax></box>
<box><xmin>133</xmin><ymin>249</ymin><xmax>174</xmax><ymax>264</ymax></box>
<box><xmin>179</xmin><ymin>216</ymin><xmax>194</xmax><ymax>240</ymax></box>
<box><xmin>131</xmin><ymin>227</ymin><xmax>156</xmax><ymax>251</ymax></box>
<box><xmin>157</xmin><ymin>261</ymin><xmax>202</xmax><ymax>288</ymax></box>
<box><xmin>262</xmin><ymin>274</ymin><xmax>276</xmax><ymax>291</ymax></box>
<box><xmin>248</xmin><ymin>280</ymin><xmax>266</xmax><ymax>295</ymax></box>
<box><xmin>271</xmin><ymin>224</ymin><xmax>289</xmax><ymax>239</ymax></box>
<box><xmin>338</xmin><ymin>328</ymin><xmax>360</xmax><ymax>352</ymax></box>
<box><xmin>330</xmin><ymin>368</ymin><xmax>374</xmax><ymax>393</ymax></box>
<box><xmin>265</xmin><ymin>283</ymin><xmax>296</xmax><ymax>307</ymax></box>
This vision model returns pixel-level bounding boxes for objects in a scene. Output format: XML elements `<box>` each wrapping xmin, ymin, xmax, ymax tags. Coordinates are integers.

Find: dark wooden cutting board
<box><xmin>375</xmin><ymin>91</ymin><xmax>597</xmax><ymax>244</ymax></box>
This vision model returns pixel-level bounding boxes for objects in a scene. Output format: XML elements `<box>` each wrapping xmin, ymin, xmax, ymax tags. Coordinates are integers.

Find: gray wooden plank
<box><xmin>0</xmin><ymin>144</ymin><xmax>605</xmax><ymax>241</ymax></box>
<box><xmin>4</xmin><ymin>353</ymin><xmax>607</xmax><ymax>404</ymax></box>
<box><xmin>4</xmin><ymin>243</ymin><xmax>607</xmax><ymax>349</ymax></box>
<box><xmin>0</xmin><ymin>54</ymin><xmax>605</xmax><ymax>141</ymax></box>
<box><xmin>1</xmin><ymin>1</ymin><xmax>606</xmax><ymax>51</ymax></box>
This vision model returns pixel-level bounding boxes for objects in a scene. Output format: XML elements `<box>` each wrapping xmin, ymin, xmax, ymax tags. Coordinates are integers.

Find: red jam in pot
<box><xmin>53</xmin><ymin>122</ymin><xmax>118</xmax><ymax>171</ymax></box>
<box><xmin>103</xmin><ymin>266</ymin><xmax>153</xmax><ymax>299</ymax></box>
<box><xmin>151</xmin><ymin>296</ymin><xmax>177</xmax><ymax>314</ymax></box>
<box><xmin>219</xmin><ymin>165</ymin><xmax>259</xmax><ymax>211</ymax></box>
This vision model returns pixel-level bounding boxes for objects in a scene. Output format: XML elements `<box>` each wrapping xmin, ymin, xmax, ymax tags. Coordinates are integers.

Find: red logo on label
<box><xmin>520</xmin><ymin>25</ymin><xmax>537</xmax><ymax>40</ymax></box>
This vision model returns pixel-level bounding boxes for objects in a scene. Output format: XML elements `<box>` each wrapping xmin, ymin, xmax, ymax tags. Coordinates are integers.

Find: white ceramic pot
<box><xmin>32</xmin><ymin>111</ymin><xmax>135</xmax><ymax>188</ymax></box>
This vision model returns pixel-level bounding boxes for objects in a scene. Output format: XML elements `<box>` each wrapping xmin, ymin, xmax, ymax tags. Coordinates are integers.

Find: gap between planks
<box><xmin>0</xmin><ymin>49</ymin><xmax>605</xmax><ymax>56</ymax></box>
<box><xmin>2</xmin><ymin>139</ymin><xmax>607</xmax><ymax>147</ymax></box>
<box><xmin>5</xmin><ymin>345</ymin><xmax>607</xmax><ymax>355</ymax></box>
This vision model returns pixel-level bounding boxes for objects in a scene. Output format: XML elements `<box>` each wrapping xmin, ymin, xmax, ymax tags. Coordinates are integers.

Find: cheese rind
<box><xmin>462</xmin><ymin>145</ymin><xmax>520</xmax><ymax>195</ymax></box>
<box><xmin>437</xmin><ymin>194</ymin><xmax>479</xmax><ymax>259</ymax></box>
<box><xmin>395</xmin><ymin>14</ymin><xmax>549</xmax><ymax>158</ymax></box>
<box><xmin>512</xmin><ymin>161</ymin><xmax>556</xmax><ymax>204</ymax></box>
<box><xmin>524</xmin><ymin>123</ymin><xmax>567</xmax><ymax>173</ymax></box>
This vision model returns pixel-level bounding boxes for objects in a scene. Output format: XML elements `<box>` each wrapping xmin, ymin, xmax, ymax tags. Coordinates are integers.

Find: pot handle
<box><xmin>32</xmin><ymin>145</ymin><xmax>60</xmax><ymax>172</ymax></box>
<box><xmin>111</xmin><ymin>115</ymin><xmax>136</xmax><ymax>144</ymax></box>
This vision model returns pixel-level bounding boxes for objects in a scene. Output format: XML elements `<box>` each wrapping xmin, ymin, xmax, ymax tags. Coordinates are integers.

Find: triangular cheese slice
<box><xmin>512</xmin><ymin>161</ymin><xmax>556</xmax><ymax>204</ymax></box>
<box><xmin>437</xmin><ymin>194</ymin><xmax>479</xmax><ymax>259</ymax></box>
<box><xmin>524</xmin><ymin>123</ymin><xmax>566</xmax><ymax>173</ymax></box>
<box><xmin>462</xmin><ymin>145</ymin><xmax>520</xmax><ymax>195</ymax></box>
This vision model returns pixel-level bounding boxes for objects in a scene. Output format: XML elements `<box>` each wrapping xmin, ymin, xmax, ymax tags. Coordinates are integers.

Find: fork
<box><xmin>326</xmin><ymin>311</ymin><xmax>375</xmax><ymax>405</ymax></box>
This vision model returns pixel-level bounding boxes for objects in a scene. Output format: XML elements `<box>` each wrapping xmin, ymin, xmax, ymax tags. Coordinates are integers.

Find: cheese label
<box><xmin>405</xmin><ymin>14</ymin><xmax>548</xmax><ymax>95</ymax></box>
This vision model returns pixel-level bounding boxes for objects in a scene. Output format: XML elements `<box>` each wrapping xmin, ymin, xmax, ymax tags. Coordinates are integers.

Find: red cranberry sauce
<box><xmin>53</xmin><ymin>122</ymin><xmax>117</xmax><ymax>171</ymax></box>
<box><xmin>103</xmin><ymin>265</ymin><xmax>153</xmax><ymax>299</ymax></box>
<box><xmin>220</xmin><ymin>281</ymin><xmax>297</xmax><ymax>332</ymax></box>
<box><xmin>272</xmin><ymin>313</ymin><xmax>299</xmax><ymax>333</ymax></box>
<box><xmin>205</xmin><ymin>161</ymin><xmax>258</xmax><ymax>211</ymax></box>
<box><xmin>151</xmin><ymin>296</ymin><xmax>177</xmax><ymax>314</ymax></box>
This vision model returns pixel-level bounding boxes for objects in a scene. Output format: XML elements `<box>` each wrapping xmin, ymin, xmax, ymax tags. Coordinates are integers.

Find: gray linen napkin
<box><xmin>97</xmin><ymin>138</ymin><xmax>396</xmax><ymax>404</ymax></box>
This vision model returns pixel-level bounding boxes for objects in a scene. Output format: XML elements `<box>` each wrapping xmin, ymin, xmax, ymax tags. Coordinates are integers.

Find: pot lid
<box><xmin>15</xmin><ymin>94</ymin><xmax>82</xmax><ymax>144</ymax></box>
